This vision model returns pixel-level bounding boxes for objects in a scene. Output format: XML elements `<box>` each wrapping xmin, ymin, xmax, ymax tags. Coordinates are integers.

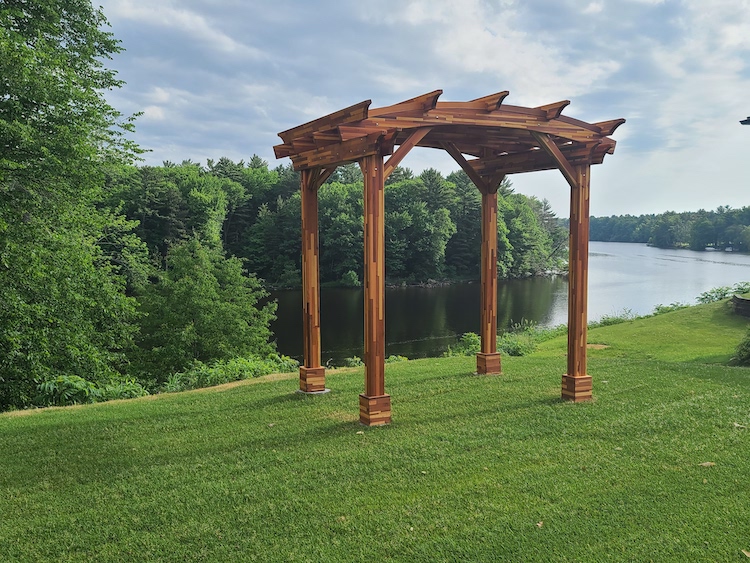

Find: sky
<box><xmin>98</xmin><ymin>0</ymin><xmax>750</xmax><ymax>217</ymax></box>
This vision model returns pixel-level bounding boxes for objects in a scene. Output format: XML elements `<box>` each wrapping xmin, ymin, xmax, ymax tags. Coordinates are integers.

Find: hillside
<box><xmin>1</xmin><ymin>302</ymin><xmax>749</xmax><ymax>562</ymax></box>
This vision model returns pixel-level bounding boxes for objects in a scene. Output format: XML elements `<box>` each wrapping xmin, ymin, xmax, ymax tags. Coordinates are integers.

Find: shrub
<box><xmin>340</xmin><ymin>270</ymin><xmax>361</xmax><ymax>287</ymax></box>
<box><xmin>444</xmin><ymin>332</ymin><xmax>481</xmax><ymax>357</ymax></box>
<box><xmin>589</xmin><ymin>309</ymin><xmax>637</xmax><ymax>328</ymax></box>
<box><xmin>733</xmin><ymin>330</ymin><xmax>750</xmax><ymax>366</ymax></box>
<box><xmin>36</xmin><ymin>376</ymin><xmax>99</xmax><ymax>406</ymax></box>
<box><xmin>343</xmin><ymin>356</ymin><xmax>364</xmax><ymax>367</ymax></box>
<box><xmin>697</xmin><ymin>286</ymin><xmax>733</xmax><ymax>304</ymax></box>
<box><xmin>498</xmin><ymin>331</ymin><xmax>537</xmax><ymax>356</ymax></box>
<box><xmin>162</xmin><ymin>354</ymin><xmax>300</xmax><ymax>393</ymax></box>
<box><xmin>697</xmin><ymin>283</ymin><xmax>750</xmax><ymax>304</ymax></box>
<box><xmin>653</xmin><ymin>302</ymin><xmax>690</xmax><ymax>315</ymax></box>
<box><xmin>97</xmin><ymin>379</ymin><xmax>149</xmax><ymax>401</ymax></box>
<box><xmin>385</xmin><ymin>355</ymin><xmax>409</xmax><ymax>363</ymax></box>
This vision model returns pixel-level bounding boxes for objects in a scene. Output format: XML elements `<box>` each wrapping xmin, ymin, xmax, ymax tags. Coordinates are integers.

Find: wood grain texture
<box><xmin>278</xmin><ymin>99</ymin><xmax>371</xmax><ymax>143</ymax></box>
<box><xmin>480</xmin><ymin>190</ymin><xmax>499</xmax><ymax>358</ymax></box>
<box><xmin>477</xmin><ymin>352</ymin><xmax>501</xmax><ymax>375</ymax></box>
<box><xmin>299</xmin><ymin>366</ymin><xmax>326</xmax><ymax>393</ymax></box>
<box><xmin>300</xmin><ymin>170</ymin><xmax>324</xmax><ymax>388</ymax></box>
<box><xmin>383</xmin><ymin>127</ymin><xmax>432</xmax><ymax>179</ymax></box>
<box><xmin>561</xmin><ymin>375</ymin><xmax>593</xmax><ymax>402</ymax></box>
<box><xmin>359</xmin><ymin>394</ymin><xmax>391</xmax><ymax>426</ymax></box>
<box><xmin>359</xmin><ymin>154</ymin><xmax>386</xmax><ymax>399</ymax></box>
<box><xmin>565</xmin><ymin>164</ymin><xmax>591</xmax><ymax>393</ymax></box>
<box><xmin>274</xmin><ymin>91</ymin><xmax>623</xmax><ymax>412</ymax></box>
<box><xmin>277</xmin><ymin>91</ymin><xmax>623</xmax><ymax>177</ymax></box>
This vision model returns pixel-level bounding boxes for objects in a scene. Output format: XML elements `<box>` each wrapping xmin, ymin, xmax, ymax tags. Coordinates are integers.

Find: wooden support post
<box><xmin>359</xmin><ymin>154</ymin><xmax>390</xmax><ymax>425</ymax></box>
<box><xmin>563</xmin><ymin>164</ymin><xmax>592</xmax><ymax>401</ymax></box>
<box><xmin>299</xmin><ymin>169</ymin><xmax>326</xmax><ymax>393</ymax></box>
<box><xmin>477</xmin><ymin>189</ymin><xmax>501</xmax><ymax>374</ymax></box>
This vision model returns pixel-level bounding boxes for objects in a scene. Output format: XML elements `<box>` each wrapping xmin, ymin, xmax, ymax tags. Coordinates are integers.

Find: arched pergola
<box><xmin>274</xmin><ymin>90</ymin><xmax>624</xmax><ymax>426</ymax></box>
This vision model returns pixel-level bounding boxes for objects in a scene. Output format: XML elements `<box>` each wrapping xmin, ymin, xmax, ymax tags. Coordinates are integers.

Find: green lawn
<box><xmin>2</xmin><ymin>302</ymin><xmax>749</xmax><ymax>562</ymax></box>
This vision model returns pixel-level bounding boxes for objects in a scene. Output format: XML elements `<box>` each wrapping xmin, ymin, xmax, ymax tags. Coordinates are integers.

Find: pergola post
<box><xmin>299</xmin><ymin>169</ymin><xmax>326</xmax><ymax>393</ymax></box>
<box><xmin>358</xmin><ymin>153</ymin><xmax>390</xmax><ymax>425</ymax></box>
<box><xmin>477</xmin><ymin>189</ymin><xmax>502</xmax><ymax>374</ymax></box>
<box><xmin>276</xmin><ymin>91</ymin><xmax>623</xmax><ymax>420</ymax></box>
<box><xmin>562</xmin><ymin>164</ymin><xmax>592</xmax><ymax>401</ymax></box>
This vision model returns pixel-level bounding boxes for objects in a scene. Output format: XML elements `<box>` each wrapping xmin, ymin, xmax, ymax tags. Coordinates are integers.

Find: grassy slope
<box><xmin>1</xmin><ymin>303</ymin><xmax>749</xmax><ymax>562</ymax></box>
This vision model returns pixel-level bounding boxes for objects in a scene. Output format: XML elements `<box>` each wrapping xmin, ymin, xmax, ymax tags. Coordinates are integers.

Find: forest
<box><xmin>0</xmin><ymin>1</ymin><xmax>565</xmax><ymax>410</ymax></box>
<box><xmin>589</xmin><ymin>207</ymin><xmax>750</xmax><ymax>251</ymax></box>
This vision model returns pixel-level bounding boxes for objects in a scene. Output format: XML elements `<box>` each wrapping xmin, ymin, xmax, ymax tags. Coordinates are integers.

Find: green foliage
<box><xmin>36</xmin><ymin>376</ymin><xmax>99</xmax><ymax>407</ymax></box>
<box><xmin>343</xmin><ymin>356</ymin><xmax>364</xmax><ymax>367</ymax></box>
<box><xmin>733</xmin><ymin>330</ymin><xmax>750</xmax><ymax>366</ymax></box>
<box><xmin>0</xmin><ymin>0</ymin><xmax>145</xmax><ymax>410</ymax></box>
<box><xmin>340</xmin><ymin>270</ymin><xmax>361</xmax><ymax>287</ymax></box>
<box><xmin>35</xmin><ymin>375</ymin><xmax>148</xmax><ymax>406</ymax></box>
<box><xmin>162</xmin><ymin>354</ymin><xmax>299</xmax><ymax>393</ymax></box>
<box><xmin>652</xmin><ymin>302</ymin><xmax>691</xmax><ymax>315</ymax></box>
<box><xmin>591</xmin><ymin>206</ymin><xmax>750</xmax><ymax>251</ymax></box>
<box><xmin>134</xmin><ymin>238</ymin><xmax>276</xmax><ymax>383</ymax></box>
<box><xmin>4</xmin><ymin>304</ymin><xmax>750</xmax><ymax>561</ymax></box>
<box><xmin>385</xmin><ymin>355</ymin><xmax>409</xmax><ymax>363</ymax></box>
<box><xmin>95</xmin><ymin>379</ymin><xmax>150</xmax><ymax>402</ymax></box>
<box><xmin>497</xmin><ymin>320</ymin><xmax>562</xmax><ymax>357</ymax></box>
<box><xmin>444</xmin><ymin>332</ymin><xmax>481</xmax><ymax>357</ymax></box>
<box><xmin>696</xmin><ymin>282</ymin><xmax>750</xmax><ymax>304</ymax></box>
<box><xmin>589</xmin><ymin>309</ymin><xmax>637</xmax><ymax>327</ymax></box>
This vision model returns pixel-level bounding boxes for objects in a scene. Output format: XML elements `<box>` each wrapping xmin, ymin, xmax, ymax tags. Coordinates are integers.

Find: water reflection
<box><xmin>269</xmin><ymin>242</ymin><xmax>750</xmax><ymax>364</ymax></box>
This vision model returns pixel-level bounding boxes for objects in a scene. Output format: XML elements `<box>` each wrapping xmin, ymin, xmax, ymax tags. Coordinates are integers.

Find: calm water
<box><xmin>269</xmin><ymin>242</ymin><xmax>750</xmax><ymax>363</ymax></box>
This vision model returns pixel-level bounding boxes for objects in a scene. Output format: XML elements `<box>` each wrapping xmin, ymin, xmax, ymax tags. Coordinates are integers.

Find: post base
<box><xmin>561</xmin><ymin>374</ymin><xmax>593</xmax><ymax>402</ymax></box>
<box><xmin>359</xmin><ymin>394</ymin><xmax>391</xmax><ymax>426</ymax></box>
<box><xmin>299</xmin><ymin>366</ymin><xmax>326</xmax><ymax>393</ymax></box>
<box><xmin>476</xmin><ymin>352</ymin><xmax>502</xmax><ymax>374</ymax></box>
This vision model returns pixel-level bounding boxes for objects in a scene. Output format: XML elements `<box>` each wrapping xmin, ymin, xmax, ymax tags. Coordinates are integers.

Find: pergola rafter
<box><xmin>275</xmin><ymin>89</ymin><xmax>624</xmax><ymax>425</ymax></box>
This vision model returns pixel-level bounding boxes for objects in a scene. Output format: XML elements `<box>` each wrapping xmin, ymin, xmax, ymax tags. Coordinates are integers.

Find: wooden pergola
<box><xmin>274</xmin><ymin>90</ymin><xmax>624</xmax><ymax>426</ymax></box>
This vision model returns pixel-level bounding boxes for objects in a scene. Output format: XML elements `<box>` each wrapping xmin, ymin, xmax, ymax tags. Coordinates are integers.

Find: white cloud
<box><xmin>105</xmin><ymin>0</ymin><xmax>265</xmax><ymax>59</ymax></box>
<box><xmin>583</xmin><ymin>2</ymin><xmax>604</xmax><ymax>14</ymax></box>
<box><xmin>97</xmin><ymin>0</ymin><xmax>750</xmax><ymax>216</ymax></box>
<box><xmin>142</xmin><ymin>105</ymin><xmax>165</xmax><ymax>121</ymax></box>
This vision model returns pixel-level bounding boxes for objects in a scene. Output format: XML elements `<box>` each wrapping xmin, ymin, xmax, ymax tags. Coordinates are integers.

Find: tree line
<box><xmin>108</xmin><ymin>158</ymin><xmax>567</xmax><ymax>289</ymax></box>
<box><xmin>589</xmin><ymin>206</ymin><xmax>750</xmax><ymax>251</ymax></box>
<box><xmin>0</xmin><ymin>0</ymin><xmax>564</xmax><ymax>410</ymax></box>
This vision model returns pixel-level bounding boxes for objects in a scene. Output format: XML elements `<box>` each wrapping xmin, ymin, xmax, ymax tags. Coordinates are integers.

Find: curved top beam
<box><xmin>278</xmin><ymin>99</ymin><xmax>371</xmax><ymax>144</ymax></box>
<box><xmin>275</xmin><ymin>90</ymin><xmax>624</xmax><ymax>174</ymax></box>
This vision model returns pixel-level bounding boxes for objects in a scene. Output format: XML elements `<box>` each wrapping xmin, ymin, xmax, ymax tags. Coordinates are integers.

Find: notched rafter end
<box><xmin>369</xmin><ymin>90</ymin><xmax>443</xmax><ymax>116</ymax></box>
<box><xmin>537</xmin><ymin>100</ymin><xmax>571</xmax><ymax>120</ymax></box>
<box><xmin>593</xmin><ymin>118</ymin><xmax>626</xmax><ymax>136</ymax></box>
<box><xmin>278</xmin><ymin>99</ymin><xmax>372</xmax><ymax>144</ymax></box>
<box><xmin>470</xmin><ymin>90</ymin><xmax>510</xmax><ymax>112</ymax></box>
<box><xmin>273</xmin><ymin>143</ymin><xmax>294</xmax><ymax>159</ymax></box>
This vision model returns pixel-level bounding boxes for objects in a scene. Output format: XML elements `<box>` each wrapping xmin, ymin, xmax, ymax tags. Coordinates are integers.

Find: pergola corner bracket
<box><xmin>440</xmin><ymin>141</ymin><xmax>491</xmax><ymax>194</ymax></box>
<box><xmin>531</xmin><ymin>132</ymin><xmax>578</xmax><ymax>189</ymax></box>
<box><xmin>383</xmin><ymin>127</ymin><xmax>432</xmax><ymax>179</ymax></box>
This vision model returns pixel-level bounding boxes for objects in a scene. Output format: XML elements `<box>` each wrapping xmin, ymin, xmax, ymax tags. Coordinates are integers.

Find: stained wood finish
<box><xmin>274</xmin><ymin>90</ymin><xmax>624</xmax><ymax>176</ymax></box>
<box><xmin>299</xmin><ymin>366</ymin><xmax>325</xmax><ymax>393</ymax></box>
<box><xmin>564</xmin><ymin>164</ymin><xmax>592</xmax><ymax>402</ymax></box>
<box><xmin>299</xmin><ymin>169</ymin><xmax>325</xmax><ymax>392</ymax></box>
<box><xmin>477</xmin><ymin>352</ymin><xmax>501</xmax><ymax>375</ymax></box>
<box><xmin>480</xmin><ymin>190</ymin><xmax>499</xmax><ymax>354</ymax></box>
<box><xmin>276</xmin><ymin>90</ymin><xmax>623</xmax><ymax>416</ymax></box>
<box><xmin>359</xmin><ymin>153</ymin><xmax>390</xmax><ymax>424</ymax></box>
<box><xmin>359</xmin><ymin>394</ymin><xmax>391</xmax><ymax>426</ymax></box>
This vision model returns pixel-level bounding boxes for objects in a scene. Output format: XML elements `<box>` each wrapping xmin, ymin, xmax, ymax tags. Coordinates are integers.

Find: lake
<box><xmin>269</xmin><ymin>242</ymin><xmax>750</xmax><ymax>364</ymax></box>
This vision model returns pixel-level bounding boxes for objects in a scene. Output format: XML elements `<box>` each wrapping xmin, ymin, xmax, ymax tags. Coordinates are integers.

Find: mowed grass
<box><xmin>2</xmin><ymin>302</ymin><xmax>749</xmax><ymax>562</ymax></box>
